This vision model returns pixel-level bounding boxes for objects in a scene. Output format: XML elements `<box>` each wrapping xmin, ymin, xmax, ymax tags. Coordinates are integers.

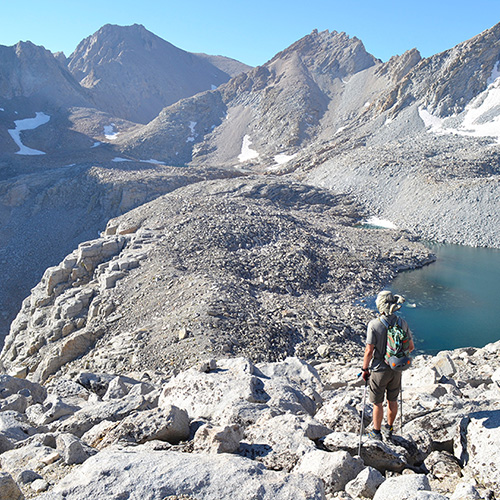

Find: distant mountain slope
<box><xmin>116</xmin><ymin>29</ymin><xmax>386</xmax><ymax>165</ymax></box>
<box><xmin>67</xmin><ymin>24</ymin><xmax>239</xmax><ymax>124</ymax></box>
<box><xmin>194</xmin><ymin>53</ymin><xmax>252</xmax><ymax>77</ymax></box>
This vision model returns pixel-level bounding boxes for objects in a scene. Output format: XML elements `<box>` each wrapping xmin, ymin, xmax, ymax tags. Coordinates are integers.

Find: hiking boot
<box><xmin>367</xmin><ymin>429</ymin><xmax>382</xmax><ymax>441</ymax></box>
<box><xmin>382</xmin><ymin>424</ymin><xmax>393</xmax><ymax>440</ymax></box>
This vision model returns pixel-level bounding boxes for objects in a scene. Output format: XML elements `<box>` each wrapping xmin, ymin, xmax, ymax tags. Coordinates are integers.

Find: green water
<box><xmin>388</xmin><ymin>243</ymin><xmax>500</xmax><ymax>353</ymax></box>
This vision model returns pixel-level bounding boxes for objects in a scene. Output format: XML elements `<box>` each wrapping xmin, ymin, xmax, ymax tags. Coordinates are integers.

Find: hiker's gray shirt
<box><xmin>366</xmin><ymin>314</ymin><xmax>412</xmax><ymax>371</ymax></box>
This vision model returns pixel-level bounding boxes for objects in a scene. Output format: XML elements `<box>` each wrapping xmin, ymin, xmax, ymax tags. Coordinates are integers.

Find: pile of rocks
<box><xmin>1</xmin><ymin>340</ymin><xmax>499</xmax><ymax>499</ymax></box>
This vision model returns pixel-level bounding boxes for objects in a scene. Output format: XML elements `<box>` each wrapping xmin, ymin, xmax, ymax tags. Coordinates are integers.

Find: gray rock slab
<box><xmin>0</xmin><ymin>374</ymin><xmax>47</xmax><ymax>403</ymax></box>
<box><xmin>51</xmin><ymin>395</ymin><xmax>154</xmax><ymax>437</ymax></box>
<box><xmin>0</xmin><ymin>471</ymin><xmax>24</xmax><ymax>500</ymax></box>
<box><xmin>0</xmin><ymin>410</ymin><xmax>37</xmax><ymax>442</ymax></box>
<box><xmin>323</xmin><ymin>431</ymin><xmax>408</xmax><ymax>473</ymax></box>
<box><xmin>35</xmin><ymin>447</ymin><xmax>326</xmax><ymax>500</ymax></box>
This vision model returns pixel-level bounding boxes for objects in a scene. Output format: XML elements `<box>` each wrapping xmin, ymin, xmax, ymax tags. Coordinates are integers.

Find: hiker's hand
<box><xmin>362</xmin><ymin>369</ymin><xmax>370</xmax><ymax>382</ymax></box>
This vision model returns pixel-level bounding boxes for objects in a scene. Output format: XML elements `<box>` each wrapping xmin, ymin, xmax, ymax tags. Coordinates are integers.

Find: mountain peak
<box><xmin>67</xmin><ymin>24</ymin><xmax>235</xmax><ymax>123</ymax></box>
<box><xmin>267</xmin><ymin>28</ymin><xmax>379</xmax><ymax>82</ymax></box>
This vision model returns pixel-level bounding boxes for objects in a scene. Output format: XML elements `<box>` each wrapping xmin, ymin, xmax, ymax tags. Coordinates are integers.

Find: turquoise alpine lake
<box><xmin>386</xmin><ymin>243</ymin><xmax>500</xmax><ymax>354</ymax></box>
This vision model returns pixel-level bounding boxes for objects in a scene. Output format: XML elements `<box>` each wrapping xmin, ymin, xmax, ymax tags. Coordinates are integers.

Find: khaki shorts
<box><xmin>369</xmin><ymin>369</ymin><xmax>402</xmax><ymax>404</ymax></box>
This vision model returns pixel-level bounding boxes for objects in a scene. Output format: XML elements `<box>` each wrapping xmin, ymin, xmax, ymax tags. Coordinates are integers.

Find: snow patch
<box><xmin>418</xmin><ymin>107</ymin><xmax>445</xmax><ymax>132</ymax></box>
<box><xmin>419</xmin><ymin>77</ymin><xmax>500</xmax><ymax>143</ymax></box>
<box><xmin>362</xmin><ymin>217</ymin><xmax>398</xmax><ymax>229</ymax></box>
<box><xmin>0</xmin><ymin>108</ymin><xmax>4</xmax><ymax>111</ymax></box>
<box><xmin>487</xmin><ymin>61</ymin><xmax>500</xmax><ymax>86</ymax></box>
<box><xmin>140</xmin><ymin>159</ymin><xmax>166</xmax><ymax>165</ymax></box>
<box><xmin>274</xmin><ymin>153</ymin><xmax>297</xmax><ymax>165</ymax></box>
<box><xmin>211</xmin><ymin>84</ymin><xmax>218</xmax><ymax>90</ymax></box>
<box><xmin>238</xmin><ymin>135</ymin><xmax>259</xmax><ymax>162</ymax></box>
<box><xmin>91</xmin><ymin>142</ymin><xmax>102</xmax><ymax>148</ymax></box>
<box><xmin>335</xmin><ymin>126</ymin><xmax>347</xmax><ymax>135</ymax></box>
<box><xmin>186</xmin><ymin>121</ymin><xmax>197</xmax><ymax>143</ymax></box>
<box><xmin>112</xmin><ymin>157</ymin><xmax>131</xmax><ymax>163</ymax></box>
<box><xmin>8</xmin><ymin>112</ymin><xmax>51</xmax><ymax>155</ymax></box>
<box><xmin>104</xmin><ymin>124</ymin><xmax>119</xmax><ymax>140</ymax></box>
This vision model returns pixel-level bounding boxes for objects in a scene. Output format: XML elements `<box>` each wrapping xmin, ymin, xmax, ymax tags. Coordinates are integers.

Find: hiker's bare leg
<box><xmin>373</xmin><ymin>403</ymin><xmax>383</xmax><ymax>431</ymax></box>
<box><xmin>387</xmin><ymin>400</ymin><xmax>398</xmax><ymax>427</ymax></box>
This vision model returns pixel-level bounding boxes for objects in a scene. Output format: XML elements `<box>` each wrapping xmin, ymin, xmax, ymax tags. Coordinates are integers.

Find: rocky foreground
<box><xmin>0</xmin><ymin>341</ymin><xmax>499</xmax><ymax>499</ymax></box>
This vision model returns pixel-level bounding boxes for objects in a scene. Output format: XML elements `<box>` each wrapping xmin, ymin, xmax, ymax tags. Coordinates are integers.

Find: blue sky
<box><xmin>0</xmin><ymin>0</ymin><xmax>499</xmax><ymax>66</ymax></box>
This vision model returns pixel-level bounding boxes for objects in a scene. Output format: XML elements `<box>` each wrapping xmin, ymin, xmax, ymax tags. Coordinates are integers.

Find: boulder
<box><xmin>0</xmin><ymin>374</ymin><xmax>46</xmax><ymax>403</ymax></box>
<box><xmin>450</xmin><ymin>482</ymin><xmax>481</xmax><ymax>500</ymax></box>
<box><xmin>373</xmin><ymin>474</ymin><xmax>431</xmax><ymax>500</ymax></box>
<box><xmin>293</xmin><ymin>449</ymin><xmax>364</xmax><ymax>494</ymax></box>
<box><xmin>0</xmin><ymin>442</ymin><xmax>59</xmax><ymax>477</ymax></box>
<box><xmin>94</xmin><ymin>406</ymin><xmax>190</xmax><ymax>449</ymax></box>
<box><xmin>323</xmin><ymin>431</ymin><xmax>408</xmax><ymax>472</ymax></box>
<box><xmin>51</xmin><ymin>395</ymin><xmax>155</xmax><ymax>437</ymax></box>
<box><xmin>314</xmin><ymin>389</ymin><xmax>369</xmax><ymax>433</ymax></box>
<box><xmin>461</xmin><ymin>410</ymin><xmax>500</xmax><ymax>491</ymax></box>
<box><xmin>15</xmin><ymin>469</ymin><xmax>43</xmax><ymax>485</ymax></box>
<box><xmin>0</xmin><ymin>394</ymin><xmax>28</xmax><ymax>413</ymax></box>
<box><xmin>34</xmin><ymin>447</ymin><xmax>326</xmax><ymax>500</ymax></box>
<box><xmin>56</xmin><ymin>433</ymin><xmax>95</xmax><ymax>465</ymax></box>
<box><xmin>158</xmin><ymin>358</ymin><xmax>268</xmax><ymax>423</ymax></box>
<box><xmin>26</xmin><ymin>394</ymin><xmax>79</xmax><ymax>426</ymax></box>
<box><xmin>345</xmin><ymin>466</ymin><xmax>385</xmax><ymax>499</ymax></box>
<box><xmin>241</xmin><ymin>413</ymin><xmax>331</xmax><ymax>470</ymax></box>
<box><xmin>0</xmin><ymin>410</ymin><xmax>37</xmax><ymax>442</ymax></box>
<box><xmin>0</xmin><ymin>472</ymin><xmax>24</xmax><ymax>500</ymax></box>
<box><xmin>193</xmin><ymin>423</ymin><xmax>243</xmax><ymax>453</ymax></box>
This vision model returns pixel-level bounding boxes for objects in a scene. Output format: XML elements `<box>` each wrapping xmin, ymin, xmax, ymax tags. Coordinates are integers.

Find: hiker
<box><xmin>361</xmin><ymin>290</ymin><xmax>414</xmax><ymax>440</ymax></box>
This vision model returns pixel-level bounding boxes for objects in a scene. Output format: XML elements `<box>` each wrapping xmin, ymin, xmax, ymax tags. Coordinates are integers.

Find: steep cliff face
<box><xmin>68</xmin><ymin>24</ymin><xmax>236</xmax><ymax>124</ymax></box>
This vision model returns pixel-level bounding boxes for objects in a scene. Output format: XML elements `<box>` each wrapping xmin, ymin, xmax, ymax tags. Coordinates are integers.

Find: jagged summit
<box><xmin>67</xmin><ymin>24</ymin><xmax>237</xmax><ymax>124</ymax></box>
<box><xmin>270</xmin><ymin>29</ymin><xmax>379</xmax><ymax>78</ymax></box>
<box><xmin>378</xmin><ymin>21</ymin><xmax>500</xmax><ymax>118</ymax></box>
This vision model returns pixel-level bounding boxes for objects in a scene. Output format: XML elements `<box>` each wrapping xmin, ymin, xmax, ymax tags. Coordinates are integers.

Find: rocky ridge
<box><xmin>0</xmin><ymin>341</ymin><xmax>499</xmax><ymax>499</ymax></box>
<box><xmin>0</xmin><ymin>177</ymin><xmax>433</xmax><ymax>382</ymax></box>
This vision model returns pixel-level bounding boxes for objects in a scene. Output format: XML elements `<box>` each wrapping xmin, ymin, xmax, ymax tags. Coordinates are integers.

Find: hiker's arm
<box><xmin>362</xmin><ymin>343</ymin><xmax>375</xmax><ymax>370</ymax></box>
<box><xmin>408</xmin><ymin>338</ymin><xmax>415</xmax><ymax>353</ymax></box>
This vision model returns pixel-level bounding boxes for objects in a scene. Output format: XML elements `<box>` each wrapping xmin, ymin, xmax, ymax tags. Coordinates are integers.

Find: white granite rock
<box><xmin>34</xmin><ymin>447</ymin><xmax>326</xmax><ymax>500</ymax></box>
<box><xmin>193</xmin><ymin>423</ymin><xmax>243</xmax><ymax>453</ymax></box>
<box><xmin>293</xmin><ymin>449</ymin><xmax>364</xmax><ymax>493</ymax></box>
<box><xmin>345</xmin><ymin>466</ymin><xmax>385</xmax><ymax>499</ymax></box>
<box><xmin>373</xmin><ymin>474</ymin><xmax>431</xmax><ymax>500</ymax></box>
<box><xmin>461</xmin><ymin>409</ymin><xmax>500</xmax><ymax>492</ymax></box>
<box><xmin>94</xmin><ymin>405</ymin><xmax>190</xmax><ymax>449</ymax></box>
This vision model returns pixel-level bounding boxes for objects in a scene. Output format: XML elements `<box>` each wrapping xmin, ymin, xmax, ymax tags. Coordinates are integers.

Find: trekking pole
<box><xmin>358</xmin><ymin>379</ymin><xmax>368</xmax><ymax>457</ymax></box>
<box><xmin>400</xmin><ymin>375</ymin><xmax>403</xmax><ymax>433</ymax></box>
